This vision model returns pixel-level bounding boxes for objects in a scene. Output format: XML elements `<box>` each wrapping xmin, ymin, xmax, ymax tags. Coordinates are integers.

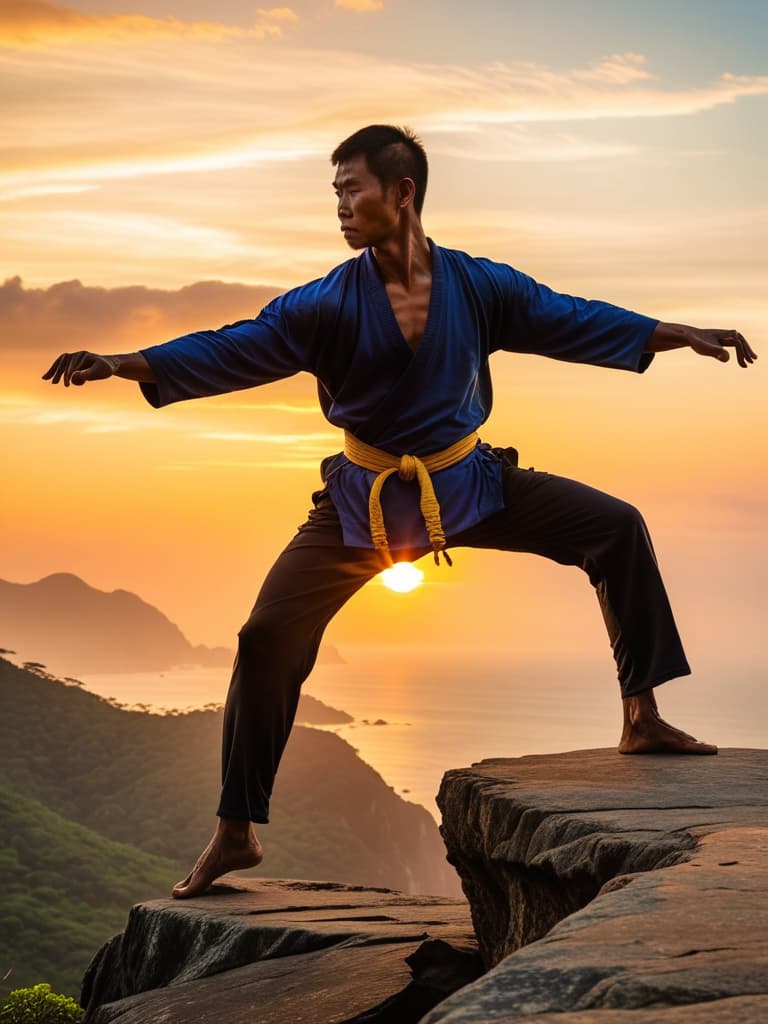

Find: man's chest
<box><xmin>384</xmin><ymin>279</ymin><xmax>432</xmax><ymax>353</ymax></box>
<box><xmin>316</xmin><ymin>257</ymin><xmax>494</xmax><ymax>404</ymax></box>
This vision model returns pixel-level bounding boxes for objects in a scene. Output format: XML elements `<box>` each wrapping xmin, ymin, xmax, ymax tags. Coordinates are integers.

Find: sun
<box><xmin>379</xmin><ymin>561</ymin><xmax>424</xmax><ymax>594</ymax></box>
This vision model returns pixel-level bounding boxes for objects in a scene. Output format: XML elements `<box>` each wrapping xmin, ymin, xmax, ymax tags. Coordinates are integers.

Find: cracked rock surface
<box><xmin>422</xmin><ymin>747</ymin><xmax>768</xmax><ymax>1023</ymax></box>
<box><xmin>80</xmin><ymin>878</ymin><xmax>481</xmax><ymax>1023</ymax></box>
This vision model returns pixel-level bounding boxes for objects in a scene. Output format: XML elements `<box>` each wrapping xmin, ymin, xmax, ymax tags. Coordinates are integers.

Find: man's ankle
<box><xmin>627</xmin><ymin>691</ymin><xmax>657</xmax><ymax>725</ymax></box>
<box><xmin>217</xmin><ymin>816</ymin><xmax>251</xmax><ymax>841</ymax></box>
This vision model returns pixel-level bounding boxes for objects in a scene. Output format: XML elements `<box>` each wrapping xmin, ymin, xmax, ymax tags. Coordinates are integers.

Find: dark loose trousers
<box><xmin>217</xmin><ymin>459</ymin><xmax>691</xmax><ymax>824</ymax></box>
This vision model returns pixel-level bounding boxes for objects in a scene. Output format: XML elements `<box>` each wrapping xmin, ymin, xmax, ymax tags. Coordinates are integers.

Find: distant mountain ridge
<box><xmin>0</xmin><ymin>573</ymin><xmax>343</xmax><ymax>676</ymax></box>
<box><xmin>0</xmin><ymin>572</ymin><xmax>231</xmax><ymax>675</ymax></box>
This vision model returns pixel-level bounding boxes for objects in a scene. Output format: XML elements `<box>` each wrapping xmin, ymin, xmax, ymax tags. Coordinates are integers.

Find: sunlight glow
<box><xmin>379</xmin><ymin>562</ymin><xmax>425</xmax><ymax>594</ymax></box>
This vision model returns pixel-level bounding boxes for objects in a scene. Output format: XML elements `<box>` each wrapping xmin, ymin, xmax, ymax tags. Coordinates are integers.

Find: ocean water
<box><xmin>79</xmin><ymin>645</ymin><xmax>766</xmax><ymax>822</ymax></box>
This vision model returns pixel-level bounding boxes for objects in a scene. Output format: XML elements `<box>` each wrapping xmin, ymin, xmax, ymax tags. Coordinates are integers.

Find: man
<box><xmin>44</xmin><ymin>125</ymin><xmax>756</xmax><ymax>900</ymax></box>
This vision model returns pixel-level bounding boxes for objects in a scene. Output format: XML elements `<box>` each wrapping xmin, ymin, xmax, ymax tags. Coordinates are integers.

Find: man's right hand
<box><xmin>42</xmin><ymin>351</ymin><xmax>156</xmax><ymax>385</ymax></box>
<box><xmin>43</xmin><ymin>351</ymin><xmax>120</xmax><ymax>387</ymax></box>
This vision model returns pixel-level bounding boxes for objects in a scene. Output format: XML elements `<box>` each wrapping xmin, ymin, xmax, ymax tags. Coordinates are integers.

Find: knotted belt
<box><xmin>343</xmin><ymin>430</ymin><xmax>479</xmax><ymax>565</ymax></box>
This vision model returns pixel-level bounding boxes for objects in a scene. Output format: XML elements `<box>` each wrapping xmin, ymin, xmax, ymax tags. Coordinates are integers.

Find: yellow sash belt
<box><xmin>343</xmin><ymin>430</ymin><xmax>479</xmax><ymax>565</ymax></box>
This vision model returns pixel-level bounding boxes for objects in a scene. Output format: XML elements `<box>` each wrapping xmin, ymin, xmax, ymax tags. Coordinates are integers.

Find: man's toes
<box><xmin>687</xmin><ymin>739</ymin><xmax>718</xmax><ymax>755</ymax></box>
<box><xmin>668</xmin><ymin>732</ymin><xmax>718</xmax><ymax>754</ymax></box>
<box><xmin>171</xmin><ymin>872</ymin><xmax>194</xmax><ymax>898</ymax></box>
<box><xmin>172</xmin><ymin>885</ymin><xmax>198</xmax><ymax>900</ymax></box>
<box><xmin>172</xmin><ymin>870</ymin><xmax>212</xmax><ymax>899</ymax></box>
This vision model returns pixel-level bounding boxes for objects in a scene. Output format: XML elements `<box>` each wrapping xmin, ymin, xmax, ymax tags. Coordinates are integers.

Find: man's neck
<box><xmin>371</xmin><ymin>221</ymin><xmax>431</xmax><ymax>289</ymax></box>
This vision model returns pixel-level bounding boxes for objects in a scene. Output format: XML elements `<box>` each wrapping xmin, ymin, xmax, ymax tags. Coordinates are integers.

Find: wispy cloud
<box><xmin>0</xmin><ymin>148</ymin><xmax>313</xmax><ymax>198</ymax></box>
<box><xmin>572</xmin><ymin>51</ymin><xmax>653</xmax><ymax>85</ymax></box>
<box><xmin>0</xmin><ymin>397</ymin><xmax>338</xmax><ymax>460</ymax></box>
<box><xmin>198</xmin><ymin>431</ymin><xmax>338</xmax><ymax>445</ymax></box>
<box><xmin>0</xmin><ymin>395</ymin><xmax>167</xmax><ymax>433</ymax></box>
<box><xmin>0</xmin><ymin>1</ymin><xmax>296</xmax><ymax>46</ymax></box>
<box><xmin>431</xmin><ymin>128</ymin><xmax>638</xmax><ymax>163</ymax></box>
<box><xmin>420</xmin><ymin>54</ymin><xmax>768</xmax><ymax>126</ymax></box>
<box><xmin>3</xmin><ymin>210</ymin><xmax>252</xmax><ymax>264</ymax></box>
<box><xmin>2</xmin><ymin>36</ymin><xmax>766</xmax><ymax>199</ymax></box>
<box><xmin>0</xmin><ymin>183</ymin><xmax>97</xmax><ymax>202</ymax></box>
<box><xmin>161</xmin><ymin>459</ymin><xmax>323</xmax><ymax>471</ymax></box>
<box><xmin>335</xmin><ymin>0</ymin><xmax>384</xmax><ymax>12</ymax></box>
<box><xmin>257</xmin><ymin>8</ymin><xmax>299</xmax><ymax>23</ymax></box>
<box><xmin>205</xmin><ymin>401</ymin><xmax>321</xmax><ymax>415</ymax></box>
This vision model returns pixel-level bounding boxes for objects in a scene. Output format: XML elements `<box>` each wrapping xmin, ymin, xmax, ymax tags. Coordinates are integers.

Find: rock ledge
<box><xmin>424</xmin><ymin>747</ymin><xmax>768</xmax><ymax>1022</ymax></box>
<box><xmin>81</xmin><ymin>878</ymin><xmax>480</xmax><ymax>1023</ymax></box>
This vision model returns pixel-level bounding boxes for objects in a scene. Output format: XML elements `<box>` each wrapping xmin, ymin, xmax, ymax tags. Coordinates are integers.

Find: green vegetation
<box><xmin>1</xmin><ymin>984</ymin><xmax>83</xmax><ymax>1023</ymax></box>
<box><xmin>0</xmin><ymin>657</ymin><xmax>437</xmax><ymax>884</ymax></box>
<box><xmin>0</xmin><ymin>656</ymin><xmax>451</xmax><ymax>998</ymax></box>
<box><xmin>0</xmin><ymin>785</ymin><xmax>173</xmax><ymax>998</ymax></box>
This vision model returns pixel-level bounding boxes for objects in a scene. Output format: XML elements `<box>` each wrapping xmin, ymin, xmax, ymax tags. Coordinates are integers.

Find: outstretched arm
<box><xmin>646</xmin><ymin>322</ymin><xmax>757</xmax><ymax>368</ymax></box>
<box><xmin>43</xmin><ymin>351</ymin><xmax>156</xmax><ymax>386</ymax></box>
<box><xmin>41</xmin><ymin>281</ymin><xmax>328</xmax><ymax>407</ymax></box>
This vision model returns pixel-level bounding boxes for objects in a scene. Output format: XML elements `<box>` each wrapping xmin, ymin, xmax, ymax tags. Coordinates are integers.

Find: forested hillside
<box><xmin>0</xmin><ymin>785</ymin><xmax>174</xmax><ymax>998</ymax></box>
<box><xmin>0</xmin><ymin>657</ymin><xmax>449</xmax><ymax>890</ymax></box>
<box><xmin>0</xmin><ymin>656</ymin><xmax>458</xmax><ymax>999</ymax></box>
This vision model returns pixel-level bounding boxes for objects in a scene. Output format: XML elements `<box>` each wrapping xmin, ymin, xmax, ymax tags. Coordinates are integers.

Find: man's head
<box><xmin>331</xmin><ymin>125</ymin><xmax>428</xmax><ymax>249</ymax></box>
<box><xmin>331</xmin><ymin>125</ymin><xmax>428</xmax><ymax>215</ymax></box>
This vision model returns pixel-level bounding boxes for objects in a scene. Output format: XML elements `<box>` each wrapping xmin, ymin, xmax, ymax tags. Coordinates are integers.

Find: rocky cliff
<box><xmin>80</xmin><ymin>879</ymin><xmax>481</xmax><ymax>1023</ymax></box>
<box><xmin>80</xmin><ymin>749</ymin><xmax>768</xmax><ymax>1023</ymax></box>
<box><xmin>425</xmin><ymin>747</ymin><xmax>767</xmax><ymax>1021</ymax></box>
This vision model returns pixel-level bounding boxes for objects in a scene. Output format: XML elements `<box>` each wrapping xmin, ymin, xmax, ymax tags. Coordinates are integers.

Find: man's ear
<box><xmin>398</xmin><ymin>177</ymin><xmax>417</xmax><ymax>209</ymax></box>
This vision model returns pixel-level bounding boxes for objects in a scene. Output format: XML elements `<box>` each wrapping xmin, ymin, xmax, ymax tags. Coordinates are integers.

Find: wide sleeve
<box><xmin>487</xmin><ymin>262</ymin><xmax>657</xmax><ymax>373</ymax></box>
<box><xmin>138</xmin><ymin>283</ymin><xmax>324</xmax><ymax>408</ymax></box>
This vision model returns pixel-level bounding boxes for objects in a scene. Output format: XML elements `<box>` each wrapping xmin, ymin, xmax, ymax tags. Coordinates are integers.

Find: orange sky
<box><xmin>1</xmin><ymin>1</ymin><xmax>766</xmax><ymax>685</ymax></box>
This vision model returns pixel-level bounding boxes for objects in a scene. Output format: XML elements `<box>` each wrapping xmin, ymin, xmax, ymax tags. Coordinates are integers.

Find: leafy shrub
<box><xmin>0</xmin><ymin>983</ymin><xmax>83</xmax><ymax>1023</ymax></box>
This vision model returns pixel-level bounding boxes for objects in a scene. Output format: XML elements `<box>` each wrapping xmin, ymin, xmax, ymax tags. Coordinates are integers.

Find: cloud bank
<box><xmin>1</xmin><ymin>276</ymin><xmax>282</xmax><ymax>351</ymax></box>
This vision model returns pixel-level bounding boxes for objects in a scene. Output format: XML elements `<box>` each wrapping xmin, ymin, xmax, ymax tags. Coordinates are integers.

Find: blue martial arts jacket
<box><xmin>139</xmin><ymin>241</ymin><xmax>657</xmax><ymax>550</ymax></box>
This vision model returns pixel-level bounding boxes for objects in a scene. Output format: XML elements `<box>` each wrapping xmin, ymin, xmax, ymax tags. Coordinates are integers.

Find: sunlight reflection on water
<box><xmin>79</xmin><ymin>645</ymin><xmax>767</xmax><ymax>821</ymax></box>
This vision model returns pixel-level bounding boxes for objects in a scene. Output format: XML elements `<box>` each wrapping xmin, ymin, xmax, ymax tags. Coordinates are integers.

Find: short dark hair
<box><xmin>331</xmin><ymin>125</ymin><xmax>428</xmax><ymax>215</ymax></box>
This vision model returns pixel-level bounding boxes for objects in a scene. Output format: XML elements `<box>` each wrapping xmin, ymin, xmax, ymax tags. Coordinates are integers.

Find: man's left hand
<box><xmin>684</xmin><ymin>327</ymin><xmax>757</xmax><ymax>368</ymax></box>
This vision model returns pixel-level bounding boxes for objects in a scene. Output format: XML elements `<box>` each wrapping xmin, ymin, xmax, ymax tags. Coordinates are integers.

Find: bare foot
<box><xmin>618</xmin><ymin>689</ymin><xmax>718</xmax><ymax>755</ymax></box>
<box><xmin>172</xmin><ymin>818</ymin><xmax>263</xmax><ymax>899</ymax></box>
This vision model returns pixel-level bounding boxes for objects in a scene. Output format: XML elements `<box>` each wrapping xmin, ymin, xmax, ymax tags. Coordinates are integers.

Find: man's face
<box><xmin>333</xmin><ymin>155</ymin><xmax>400</xmax><ymax>250</ymax></box>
